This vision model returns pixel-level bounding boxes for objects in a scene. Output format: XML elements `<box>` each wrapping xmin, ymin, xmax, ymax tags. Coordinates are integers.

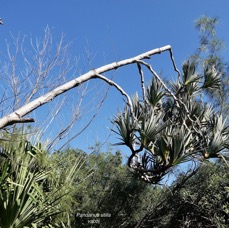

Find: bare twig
<box><xmin>95</xmin><ymin>73</ymin><xmax>134</xmax><ymax>116</ymax></box>
<box><xmin>169</xmin><ymin>48</ymin><xmax>181</xmax><ymax>81</ymax></box>
<box><xmin>136</xmin><ymin>60</ymin><xmax>180</xmax><ymax>105</ymax></box>
<box><xmin>57</xmin><ymin>81</ymin><xmax>111</xmax><ymax>151</ymax></box>
<box><xmin>137</xmin><ymin>63</ymin><xmax>146</xmax><ymax>101</ymax></box>
<box><xmin>136</xmin><ymin>59</ymin><xmax>202</xmax><ymax>135</ymax></box>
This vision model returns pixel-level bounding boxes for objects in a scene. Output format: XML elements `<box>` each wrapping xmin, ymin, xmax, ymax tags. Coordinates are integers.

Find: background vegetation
<box><xmin>0</xmin><ymin>16</ymin><xmax>228</xmax><ymax>227</ymax></box>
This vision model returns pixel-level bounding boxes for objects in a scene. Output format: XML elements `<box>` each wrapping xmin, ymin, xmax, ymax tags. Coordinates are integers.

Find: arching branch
<box><xmin>94</xmin><ymin>73</ymin><xmax>134</xmax><ymax>116</ymax></box>
<box><xmin>0</xmin><ymin>45</ymin><xmax>172</xmax><ymax>129</ymax></box>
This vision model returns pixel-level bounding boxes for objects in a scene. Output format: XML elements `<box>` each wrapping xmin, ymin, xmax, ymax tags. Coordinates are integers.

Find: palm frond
<box><xmin>203</xmin><ymin>114</ymin><xmax>229</xmax><ymax>158</ymax></box>
<box><xmin>146</xmin><ymin>78</ymin><xmax>165</xmax><ymax>108</ymax></box>
<box><xmin>138</xmin><ymin>110</ymin><xmax>167</xmax><ymax>148</ymax></box>
<box><xmin>202</xmin><ymin>64</ymin><xmax>221</xmax><ymax>89</ymax></box>
<box><xmin>113</xmin><ymin>107</ymin><xmax>135</xmax><ymax>148</ymax></box>
<box><xmin>132</xmin><ymin>93</ymin><xmax>143</xmax><ymax>120</ymax></box>
<box><xmin>0</xmin><ymin>140</ymin><xmax>77</xmax><ymax>227</ymax></box>
<box><xmin>182</xmin><ymin>60</ymin><xmax>200</xmax><ymax>85</ymax></box>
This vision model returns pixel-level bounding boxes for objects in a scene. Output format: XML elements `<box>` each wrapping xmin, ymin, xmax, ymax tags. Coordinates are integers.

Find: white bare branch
<box><xmin>136</xmin><ymin>59</ymin><xmax>180</xmax><ymax>105</ymax></box>
<box><xmin>95</xmin><ymin>73</ymin><xmax>134</xmax><ymax>116</ymax></box>
<box><xmin>0</xmin><ymin>45</ymin><xmax>172</xmax><ymax>129</ymax></box>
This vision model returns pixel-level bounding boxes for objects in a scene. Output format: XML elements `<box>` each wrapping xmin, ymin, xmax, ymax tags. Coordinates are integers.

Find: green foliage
<box><xmin>114</xmin><ymin>59</ymin><xmax>228</xmax><ymax>183</ymax></box>
<box><xmin>134</xmin><ymin>16</ymin><xmax>229</xmax><ymax>226</ymax></box>
<box><xmin>192</xmin><ymin>16</ymin><xmax>229</xmax><ymax>116</ymax></box>
<box><xmin>113</xmin><ymin>16</ymin><xmax>229</xmax><ymax>184</ymax></box>
<box><xmin>113</xmin><ymin>107</ymin><xmax>136</xmax><ymax>148</ymax></box>
<box><xmin>146</xmin><ymin>78</ymin><xmax>165</xmax><ymax>108</ymax></box>
<box><xmin>0</xmin><ymin>131</ymin><xmax>88</xmax><ymax>227</ymax></box>
<box><xmin>0</xmin><ymin>15</ymin><xmax>228</xmax><ymax>227</ymax></box>
<box><xmin>202</xmin><ymin>64</ymin><xmax>221</xmax><ymax>89</ymax></box>
<box><xmin>69</xmin><ymin>147</ymin><xmax>155</xmax><ymax>227</ymax></box>
<box><xmin>1</xmin><ymin>136</ymin><xmax>227</xmax><ymax>227</ymax></box>
<box><xmin>0</xmin><ymin>139</ymin><xmax>60</xmax><ymax>227</ymax></box>
<box><xmin>195</xmin><ymin>16</ymin><xmax>223</xmax><ymax>55</ymax></box>
<box><xmin>138</xmin><ymin>162</ymin><xmax>229</xmax><ymax>227</ymax></box>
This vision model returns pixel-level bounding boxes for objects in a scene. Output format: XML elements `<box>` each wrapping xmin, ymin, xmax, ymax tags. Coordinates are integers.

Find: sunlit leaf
<box><xmin>202</xmin><ymin>65</ymin><xmax>221</xmax><ymax>89</ymax></box>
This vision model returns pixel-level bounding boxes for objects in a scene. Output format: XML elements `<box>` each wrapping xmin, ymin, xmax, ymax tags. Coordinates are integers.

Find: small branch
<box><xmin>95</xmin><ymin>73</ymin><xmax>134</xmax><ymax>116</ymax></box>
<box><xmin>136</xmin><ymin>60</ymin><xmax>180</xmax><ymax>106</ymax></box>
<box><xmin>169</xmin><ymin>48</ymin><xmax>181</xmax><ymax>82</ymax></box>
<box><xmin>4</xmin><ymin>117</ymin><xmax>35</xmax><ymax>127</ymax></box>
<box><xmin>136</xmin><ymin>59</ymin><xmax>203</xmax><ymax>144</ymax></box>
<box><xmin>137</xmin><ymin>63</ymin><xmax>146</xmax><ymax>101</ymax></box>
<box><xmin>57</xmin><ymin>82</ymin><xmax>110</xmax><ymax>151</ymax></box>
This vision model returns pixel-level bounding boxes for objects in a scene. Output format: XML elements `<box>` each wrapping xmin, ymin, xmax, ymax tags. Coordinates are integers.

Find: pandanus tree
<box><xmin>0</xmin><ymin>32</ymin><xmax>227</xmax><ymax>186</ymax></box>
<box><xmin>0</xmin><ymin>17</ymin><xmax>228</xmax><ymax>227</ymax></box>
<box><xmin>113</xmin><ymin>59</ymin><xmax>228</xmax><ymax>184</ymax></box>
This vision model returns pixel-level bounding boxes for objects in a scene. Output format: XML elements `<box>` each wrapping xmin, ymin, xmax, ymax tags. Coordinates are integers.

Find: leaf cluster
<box><xmin>0</xmin><ymin>131</ymin><xmax>88</xmax><ymax>227</ymax></box>
<box><xmin>113</xmin><ymin>60</ymin><xmax>228</xmax><ymax>184</ymax></box>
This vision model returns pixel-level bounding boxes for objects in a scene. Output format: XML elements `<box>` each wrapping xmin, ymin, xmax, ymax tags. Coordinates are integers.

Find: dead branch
<box><xmin>168</xmin><ymin>48</ymin><xmax>181</xmax><ymax>81</ymax></box>
<box><xmin>95</xmin><ymin>73</ymin><xmax>133</xmax><ymax>115</ymax></box>
<box><xmin>136</xmin><ymin>59</ymin><xmax>180</xmax><ymax>105</ymax></box>
<box><xmin>137</xmin><ymin>63</ymin><xmax>146</xmax><ymax>101</ymax></box>
<box><xmin>0</xmin><ymin>45</ymin><xmax>172</xmax><ymax>129</ymax></box>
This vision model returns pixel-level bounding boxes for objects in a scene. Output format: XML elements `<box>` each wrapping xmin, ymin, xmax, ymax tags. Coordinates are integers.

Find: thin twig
<box><xmin>136</xmin><ymin>59</ymin><xmax>201</xmax><ymax>136</ymax></box>
<box><xmin>57</xmin><ymin>81</ymin><xmax>110</xmax><ymax>151</ymax></box>
<box><xmin>94</xmin><ymin>73</ymin><xmax>134</xmax><ymax>117</ymax></box>
<box><xmin>136</xmin><ymin>60</ymin><xmax>180</xmax><ymax>106</ymax></box>
<box><xmin>137</xmin><ymin>63</ymin><xmax>146</xmax><ymax>101</ymax></box>
<box><xmin>169</xmin><ymin>48</ymin><xmax>181</xmax><ymax>82</ymax></box>
<box><xmin>219</xmin><ymin>154</ymin><xmax>229</xmax><ymax>167</ymax></box>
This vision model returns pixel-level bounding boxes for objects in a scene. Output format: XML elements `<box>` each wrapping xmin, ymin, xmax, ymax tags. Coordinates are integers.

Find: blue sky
<box><xmin>0</xmin><ymin>1</ymin><xmax>229</xmax><ymax>156</ymax></box>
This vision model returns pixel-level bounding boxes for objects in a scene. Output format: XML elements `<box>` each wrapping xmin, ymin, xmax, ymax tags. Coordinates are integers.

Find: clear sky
<box><xmin>1</xmin><ymin>1</ymin><xmax>229</xmax><ymax>156</ymax></box>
